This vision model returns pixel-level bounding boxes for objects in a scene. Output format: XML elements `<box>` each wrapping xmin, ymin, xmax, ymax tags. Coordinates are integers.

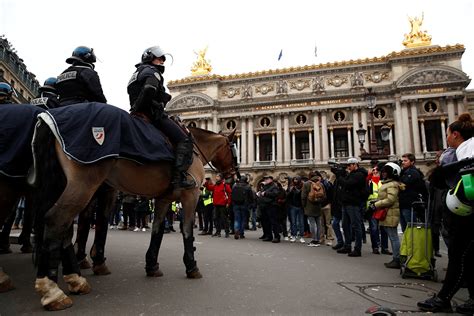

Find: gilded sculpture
<box><xmin>402</xmin><ymin>12</ymin><xmax>432</xmax><ymax>48</ymax></box>
<box><xmin>191</xmin><ymin>46</ymin><xmax>212</xmax><ymax>76</ymax></box>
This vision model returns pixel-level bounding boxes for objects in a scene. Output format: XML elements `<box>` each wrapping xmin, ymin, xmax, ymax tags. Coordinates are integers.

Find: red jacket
<box><xmin>204</xmin><ymin>181</ymin><xmax>232</xmax><ymax>206</ymax></box>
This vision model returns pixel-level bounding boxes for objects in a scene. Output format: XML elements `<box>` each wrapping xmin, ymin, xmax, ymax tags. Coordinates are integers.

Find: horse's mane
<box><xmin>188</xmin><ymin>126</ymin><xmax>218</xmax><ymax>136</ymax></box>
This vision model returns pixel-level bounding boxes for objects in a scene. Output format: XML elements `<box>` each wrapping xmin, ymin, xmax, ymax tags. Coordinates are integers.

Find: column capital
<box><xmin>255</xmin><ymin>131</ymin><xmax>260</xmax><ymax>136</ymax></box>
<box><xmin>440</xmin><ymin>116</ymin><xmax>447</xmax><ymax>121</ymax></box>
<box><xmin>419</xmin><ymin>118</ymin><xmax>425</xmax><ymax>123</ymax></box>
<box><xmin>308</xmin><ymin>128</ymin><xmax>313</xmax><ymax>133</ymax></box>
<box><xmin>328</xmin><ymin>127</ymin><xmax>334</xmax><ymax>131</ymax></box>
<box><xmin>347</xmin><ymin>126</ymin><xmax>352</xmax><ymax>131</ymax></box>
<box><xmin>290</xmin><ymin>129</ymin><xmax>296</xmax><ymax>133</ymax></box>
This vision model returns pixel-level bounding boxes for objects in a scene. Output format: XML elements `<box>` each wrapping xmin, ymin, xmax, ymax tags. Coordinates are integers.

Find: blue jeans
<box><xmin>342</xmin><ymin>204</ymin><xmax>363</xmax><ymax>252</ymax></box>
<box><xmin>369</xmin><ymin>218</ymin><xmax>388</xmax><ymax>250</ymax></box>
<box><xmin>383</xmin><ymin>226</ymin><xmax>400</xmax><ymax>261</ymax></box>
<box><xmin>400</xmin><ymin>208</ymin><xmax>412</xmax><ymax>232</ymax></box>
<box><xmin>332</xmin><ymin>216</ymin><xmax>344</xmax><ymax>246</ymax></box>
<box><xmin>233</xmin><ymin>204</ymin><xmax>248</xmax><ymax>236</ymax></box>
<box><xmin>289</xmin><ymin>206</ymin><xmax>305</xmax><ymax>237</ymax></box>
<box><xmin>307</xmin><ymin>216</ymin><xmax>321</xmax><ymax>242</ymax></box>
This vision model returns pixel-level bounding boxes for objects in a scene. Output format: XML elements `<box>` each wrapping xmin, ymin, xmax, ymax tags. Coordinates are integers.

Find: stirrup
<box><xmin>172</xmin><ymin>172</ymin><xmax>196</xmax><ymax>189</ymax></box>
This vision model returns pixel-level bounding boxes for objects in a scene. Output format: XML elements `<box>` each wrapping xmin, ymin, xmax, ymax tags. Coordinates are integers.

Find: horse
<box><xmin>31</xmin><ymin>110</ymin><xmax>238</xmax><ymax>311</ymax></box>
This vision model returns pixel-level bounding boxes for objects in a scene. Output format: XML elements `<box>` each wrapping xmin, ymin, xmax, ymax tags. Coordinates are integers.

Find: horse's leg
<box><xmin>61</xmin><ymin>225</ymin><xmax>91</xmax><ymax>295</ymax></box>
<box><xmin>0</xmin><ymin>211</ymin><xmax>15</xmax><ymax>254</ymax></box>
<box><xmin>180</xmin><ymin>189</ymin><xmax>202</xmax><ymax>279</ymax></box>
<box><xmin>90</xmin><ymin>184</ymin><xmax>115</xmax><ymax>275</ymax></box>
<box><xmin>74</xmin><ymin>201</ymin><xmax>93</xmax><ymax>269</ymax></box>
<box><xmin>145</xmin><ymin>201</ymin><xmax>169</xmax><ymax>277</ymax></box>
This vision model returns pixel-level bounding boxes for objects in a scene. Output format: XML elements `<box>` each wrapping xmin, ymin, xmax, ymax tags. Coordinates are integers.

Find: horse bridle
<box><xmin>194</xmin><ymin>138</ymin><xmax>240</xmax><ymax>180</ymax></box>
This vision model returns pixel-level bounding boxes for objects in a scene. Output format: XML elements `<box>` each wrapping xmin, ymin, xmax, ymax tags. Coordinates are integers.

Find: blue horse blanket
<box><xmin>38</xmin><ymin>102</ymin><xmax>174</xmax><ymax>164</ymax></box>
<box><xmin>0</xmin><ymin>104</ymin><xmax>45</xmax><ymax>177</ymax></box>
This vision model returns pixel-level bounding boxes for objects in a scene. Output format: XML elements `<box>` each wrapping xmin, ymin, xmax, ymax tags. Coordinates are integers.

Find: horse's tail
<box><xmin>29</xmin><ymin>119</ymin><xmax>66</xmax><ymax>265</ymax></box>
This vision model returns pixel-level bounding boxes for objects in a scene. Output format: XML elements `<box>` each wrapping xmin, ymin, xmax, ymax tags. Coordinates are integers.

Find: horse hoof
<box><xmin>63</xmin><ymin>274</ymin><xmax>91</xmax><ymax>295</ymax></box>
<box><xmin>44</xmin><ymin>296</ymin><xmax>73</xmax><ymax>311</ymax></box>
<box><xmin>70</xmin><ymin>282</ymin><xmax>91</xmax><ymax>295</ymax></box>
<box><xmin>186</xmin><ymin>269</ymin><xmax>202</xmax><ymax>279</ymax></box>
<box><xmin>92</xmin><ymin>263</ymin><xmax>111</xmax><ymax>276</ymax></box>
<box><xmin>78</xmin><ymin>258</ymin><xmax>92</xmax><ymax>269</ymax></box>
<box><xmin>20</xmin><ymin>244</ymin><xmax>33</xmax><ymax>253</ymax></box>
<box><xmin>146</xmin><ymin>269</ymin><xmax>164</xmax><ymax>277</ymax></box>
<box><xmin>0</xmin><ymin>277</ymin><xmax>14</xmax><ymax>293</ymax></box>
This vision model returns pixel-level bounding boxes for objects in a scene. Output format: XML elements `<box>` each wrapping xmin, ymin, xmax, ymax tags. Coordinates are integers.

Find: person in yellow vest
<box><xmin>198</xmin><ymin>183</ymin><xmax>214</xmax><ymax>236</ymax></box>
<box><xmin>366</xmin><ymin>165</ymin><xmax>390</xmax><ymax>255</ymax></box>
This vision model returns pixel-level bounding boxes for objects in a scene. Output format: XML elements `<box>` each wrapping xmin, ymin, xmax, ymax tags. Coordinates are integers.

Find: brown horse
<box><xmin>31</xmin><ymin>118</ymin><xmax>238</xmax><ymax>311</ymax></box>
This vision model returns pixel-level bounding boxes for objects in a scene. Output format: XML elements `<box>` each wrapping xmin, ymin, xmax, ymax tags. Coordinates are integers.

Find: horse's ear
<box><xmin>227</xmin><ymin>129</ymin><xmax>236</xmax><ymax>142</ymax></box>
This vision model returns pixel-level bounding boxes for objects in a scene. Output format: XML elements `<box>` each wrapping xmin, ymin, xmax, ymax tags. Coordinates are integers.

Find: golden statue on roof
<box><xmin>191</xmin><ymin>46</ymin><xmax>212</xmax><ymax>76</ymax></box>
<box><xmin>403</xmin><ymin>12</ymin><xmax>432</xmax><ymax>48</ymax></box>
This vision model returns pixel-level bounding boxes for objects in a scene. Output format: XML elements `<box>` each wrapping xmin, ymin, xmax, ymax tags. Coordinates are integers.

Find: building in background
<box><xmin>0</xmin><ymin>36</ymin><xmax>39</xmax><ymax>103</ymax></box>
<box><xmin>167</xmin><ymin>19</ymin><xmax>472</xmax><ymax>186</ymax></box>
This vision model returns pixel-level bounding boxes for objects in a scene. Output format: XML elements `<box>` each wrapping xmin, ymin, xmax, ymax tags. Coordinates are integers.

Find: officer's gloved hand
<box><xmin>150</xmin><ymin>101</ymin><xmax>165</xmax><ymax>121</ymax></box>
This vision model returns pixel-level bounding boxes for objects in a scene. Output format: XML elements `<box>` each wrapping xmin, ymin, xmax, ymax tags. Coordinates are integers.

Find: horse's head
<box><xmin>211</xmin><ymin>129</ymin><xmax>240</xmax><ymax>179</ymax></box>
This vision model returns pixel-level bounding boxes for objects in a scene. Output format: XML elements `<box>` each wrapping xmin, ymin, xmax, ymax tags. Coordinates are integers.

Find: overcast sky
<box><xmin>1</xmin><ymin>0</ymin><xmax>473</xmax><ymax>110</ymax></box>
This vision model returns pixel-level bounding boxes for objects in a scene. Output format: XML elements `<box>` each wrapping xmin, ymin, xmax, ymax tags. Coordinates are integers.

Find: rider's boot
<box><xmin>172</xmin><ymin>137</ymin><xmax>196</xmax><ymax>189</ymax></box>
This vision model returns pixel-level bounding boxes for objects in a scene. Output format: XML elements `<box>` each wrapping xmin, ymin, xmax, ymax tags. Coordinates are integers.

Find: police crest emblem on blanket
<box><xmin>92</xmin><ymin>127</ymin><xmax>105</xmax><ymax>145</ymax></box>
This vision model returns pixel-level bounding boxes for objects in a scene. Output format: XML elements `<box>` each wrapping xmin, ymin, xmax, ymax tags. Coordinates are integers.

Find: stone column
<box><xmin>456</xmin><ymin>98</ymin><xmax>465</xmax><ymax>116</ymax></box>
<box><xmin>272</xmin><ymin>131</ymin><xmax>276</xmax><ymax>161</ymax></box>
<box><xmin>276</xmin><ymin>115</ymin><xmax>283</xmax><ymax>163</ymax></box>
<box><xmin>199</xmin><ymin>119</ymin><xmax>206</xmax><ymax>129</ymax></box>
<box><xmin>401</xmin><ymin>101</ymin><xmax>412</xmax><ymax>153</ymax></box>
<box><xmin>283</xmin><ymin>114</ymin><xmax>291</xmax><ymax>163</ymax></box>
<box><xmin>447</xmin><ymin>97</ymin><xmax>456</xmax><ymax>124</ymax></box>
<box><xmin>255</xmin><ymin>133</ymin><xmax>260</xmax><ymax>162</ymax></box>
<box><xmin>329</xmin><ymin>127</ymin><xmax>335</xmax><ymax>159</ymax></box>
<box><xmin>207</xmin><ymin>118</ymin><xmax>213</xmax><ymax>131</ymax></box>
<box><xmin>440</xmin><ymin>118</ymin><xmax>447</xmax><ymax>149</ymax></box>
<box><xmin>410</xmin><ymin>101</ymin><xmax>421</xmax><ymax>157</ymax></box>
<box><xmin>420</xmin><ymin>119</ymin><xmax>427</xmax><ymax>154</ymax></box>
<box><xmin>388</xmin><ymin>127</ymin><xmax>394</xmax><ymax>156</ymax></box>
<box><xmin>313</xmin><ymin>111</ymin><xmax>321</xmax><ymax>162</ymax></box>
<box><xmin>308</xmin><ymin>130</ymin><xmax>313</xmax><ymax>160</ymax></box>
<box><xmin>352</xmin><ymin>109</ymin><xmax>360</xmax><ymax>158</ymax></box>
<box><xmin>271</xmin><ymin>132</ymin><xmax>276</xmax><ymax>162</ymax></box>
<box><xmin>291</xmin><ymin>129</ymin><xmax>296</xmax><ymax>160</ymax></box>
<box><xmin>321</xmin><ymin>111</ymin><xmax>329</xmax><ymax>161</ymax></box>
<box><xmin>240</xmin><ymin>119</ymin><xmax>247</xmax><ymax>165</ymax></box>
<box><xmin>248</xmin><ymin>118</ymin><xmax>254</xmax><ymax>165</ymax></box>
<box><xmin>212</xmin><ymin>111</ymin><xmax>218</xmax><ymax>132</ymax></box>
<box><xmin>394</xmin><ymin>96</ymin><xmax>404</xmax><ymax>156</ymax></box>
<box><xmin>347</xmin><ymin>126</ymin><xmax>353</xmax><ymax>158</ymax></box>
<box><xmin>236</xmin><ymin>135</ymin><xmax>241</xmax><ymax>164</ymax></box>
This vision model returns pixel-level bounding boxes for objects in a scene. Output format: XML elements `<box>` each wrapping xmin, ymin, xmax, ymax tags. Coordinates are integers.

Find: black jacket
<box><xmin>56</xmin><ymin>63</ymin><xmax>107</xmax><ymax>105</ymax></box>
<box><xmin>399</xmin><ymin>165</ymin><xmax>425</xmax><ymax>209</ymax></box>
<box><xmin>257</xmin><ymin>182</ymin><xmax>279</xmax><ymax>207</ymax></box>
<box><xmin>286</xmin><ymin>185</ymin><xmax>303</xmax><ymax>207</ymax></box>
<box><xmin>231</xmin><ymin>182</ymin><xmax>254</xmax><ymax>206</ymax></box>
<box><xmin>31</xmin><ymin>91</ymin><xmax>60</xmax><ymax>109</ymax></box>
<box><xmin>340</xmin><ymin>167</ymin><xmax>368</xmax><ymax>206</ymax></box>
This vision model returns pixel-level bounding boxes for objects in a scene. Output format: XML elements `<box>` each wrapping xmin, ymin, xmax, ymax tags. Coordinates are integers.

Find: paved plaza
<box><xmin>0</xmin><ymin>228</ymin><xmax>468</xmax><ymax>315</ymax></box>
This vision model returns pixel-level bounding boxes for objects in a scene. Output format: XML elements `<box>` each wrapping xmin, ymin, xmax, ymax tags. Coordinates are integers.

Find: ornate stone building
<box><xmin>167</xmin><ymin>29</ymin><xmax>472</xmax><ymax>185</ymax></box>
<box><xmin>0</xmin><ymin>36</ymin><xmax>39</xmax><ymax>103</ymax></box>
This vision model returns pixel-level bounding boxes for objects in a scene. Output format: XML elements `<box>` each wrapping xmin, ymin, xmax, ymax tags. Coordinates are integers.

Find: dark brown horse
<box><xmin>31</xmin><ymin>118</ymin><xmax>238</xmax><ymax>311</ymax></box>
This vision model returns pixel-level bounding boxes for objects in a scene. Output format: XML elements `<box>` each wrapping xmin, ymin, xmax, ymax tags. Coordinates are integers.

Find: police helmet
<box><xmin>66</xmin><ymin>46</ymin><xmax>96</xmax><ymax>64</ymax></box>
<box><xmin>446</xmin><ymin>179</ymin><xmax>472</xmax><ymax>216</ymax></box>
<box><xmin>383</xmin><ymin>162</ymin><xmax>401</xmax><ymax>177</ymax></box>
<box><xmin>141</xmin><ymin>46</ymin><xmax>173</xmax><ymax>64</ymax></box>
<box><xmin>40</xmin><ymin>77</ymin><xmax>58</xmax><ymax>92</ymax></box>
<box><xmin>0</xmin><ymin>82</ymin><xmax>13</xmax><ymax>97</ymax></box>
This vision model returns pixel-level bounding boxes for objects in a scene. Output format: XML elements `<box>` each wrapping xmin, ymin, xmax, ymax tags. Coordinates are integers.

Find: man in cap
<box><xmin>336</xmin><ymin>157</ymin><xmax>368</xmax><ymax>257</ymax></box>
<box><xmin>256</xmin><ymin>175</ymin><xmax>281</xmax><ymax>243</ymax></box>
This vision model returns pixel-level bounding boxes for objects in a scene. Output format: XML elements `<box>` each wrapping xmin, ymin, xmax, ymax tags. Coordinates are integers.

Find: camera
<box><xmin>328</xmin><ymin>161</ymin><xmax>347</xmax><ymax>178</ymax></box>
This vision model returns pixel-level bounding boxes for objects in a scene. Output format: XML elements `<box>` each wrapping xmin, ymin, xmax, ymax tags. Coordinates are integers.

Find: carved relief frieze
<box><xmin>255</xmin><ymin>83</ymin><xmax>274</xmax><ymax>95</ymax></box>
<box><xmin>276</xmin><ymin>80</ymin><xmax>288</xmax><ymax>94</ymax></box>
<box><xmin>241</xmin><ymin>84</ymin><xmax>253</xmax><ymax>99</ymax></box>
<box><xmin>169</xmin><ymin>95</ymin><xmax>211</xmax><ymax>110</ymax></box>
<box><xmin>312</xmin><ymin>76</ymin><xmax>325</xmax><ymax>94</ymax></box>
<box><xmin>222</xmin><ymin>87</ymin><xmax>240</xmax><ymax>98</ymax></box>
<box><xmin>365</xmin><ymin>71</ymin><xmax>390</xmax><ymax>83</ymax></box>
<box><xmin>404</xmin><ymin>70</ymin><xmax>462</xmax><ymax>85</ymax></box>
<box><xmin>289</xmin><ymin>79</ymin><xmax>311</xmax><ymax>91</ymax></box>
<box><xmin>350</xmin><ymin>72</ymin><xmax>364</xmax><ymax>87</ymax></box>
<box><xmin>327</xmin><ymin>75</ymin><xmax>348</xmax><ymax>87</ymax></box>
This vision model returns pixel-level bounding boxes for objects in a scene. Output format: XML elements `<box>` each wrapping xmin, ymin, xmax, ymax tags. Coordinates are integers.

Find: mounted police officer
<box><xmin>0</xmin><ymin>82</ymin><xmax>13</xmax><ymax>104</ymax></box>
<box><xmin>127</xmin><ymin>46</ymin><xmax>195</xmax><ymax>189</ymax></box>
<box><xmin>56</xmin><ymin>46</ymin><xmax>107</xmax><ymax>106</ymax></box>
<box><xmin>31</xmin><ymin>77</ymin><xmax>60</xmax><ymax>109</ymax></box>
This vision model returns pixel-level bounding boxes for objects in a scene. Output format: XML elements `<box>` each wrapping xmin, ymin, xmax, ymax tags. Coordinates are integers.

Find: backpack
<box><xmin>231</xmin><ymin>184</ymin><xmax>246</xmax><ymax>204</ymax></box>
<box><xmin>307</xmin><ymin>181</ymin><xmax>326</xmax><ymax>203</ymax></box>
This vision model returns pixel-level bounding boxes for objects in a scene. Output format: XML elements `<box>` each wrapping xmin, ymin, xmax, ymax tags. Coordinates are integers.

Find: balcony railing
<box><xmin>253</xmin><ymin>161</ymin><xmax>276</xmax><ymax>168</ymax></box>
<box><xmin>290</xmin><ymin>159</ymin><xmax>314</xmax><ymax>166</ymax></box>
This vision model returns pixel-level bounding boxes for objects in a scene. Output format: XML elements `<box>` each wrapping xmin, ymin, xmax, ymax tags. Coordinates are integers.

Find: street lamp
<box><xmin>358</xmin><ymin>88</ymin><xmax>388</xmax><ymax>160</ymax></box>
